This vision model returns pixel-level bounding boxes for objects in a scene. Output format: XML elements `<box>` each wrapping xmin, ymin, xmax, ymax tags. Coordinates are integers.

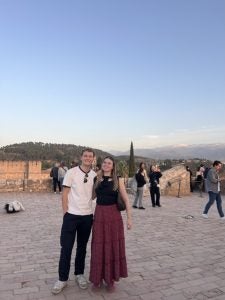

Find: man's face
<box><xmin>81</xmin><ymin>151</ymin><xmax>95</xmax><ymax>167</ymax></box>
<box><xmin>216</xmin><ymin>163</ymin><xmax>222</xmax><ymax>172</ymax></box>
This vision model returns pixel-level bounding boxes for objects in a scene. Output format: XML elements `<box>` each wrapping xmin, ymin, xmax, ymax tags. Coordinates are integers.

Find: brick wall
<box><xmin>0</xmin><ymin>161</ymin><xmax>52</xmax><ymax>192</ymax></box>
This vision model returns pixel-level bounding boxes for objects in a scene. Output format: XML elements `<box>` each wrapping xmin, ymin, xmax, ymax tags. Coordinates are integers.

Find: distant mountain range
<box><xmin>110</xmin><ymin>143</ymin><xmax>225</xmax><ymax>161</ymax></box>
<box><xmin>1</xmin><ymin>142</ymin><xmax>225</xmax><ymax>162</ymax></box>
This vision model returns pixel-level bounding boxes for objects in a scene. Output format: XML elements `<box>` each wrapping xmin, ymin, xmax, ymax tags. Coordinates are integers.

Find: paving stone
<box><xmin>1</xmin><ymin>192</ymin><xmax>225</xmax><ymax>299</ymax></box>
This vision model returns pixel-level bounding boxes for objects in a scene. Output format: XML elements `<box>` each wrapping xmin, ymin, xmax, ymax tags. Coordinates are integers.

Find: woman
<box><xmin>58</xmin><ymin>161</ymin><xmax>68</xmax><ymax>189</ymax></box>
<box><xmin>149</xmin><ymin>165</ymin><xmax>162</xmax><ymax>207</ymax></box>
<box><xmin>132</xmin><ymin>162</ymin><xmax>148</xmax><ymax>209</ymax></box>
<box><xmin>89</xmin><ymin>156</ymin><xmax>132</xmax><ymax>291</ymax></box>
<box><xmin>195</xmin><ymin>166</ymin><xmax>204</xmax><ymax>197</ymax></box>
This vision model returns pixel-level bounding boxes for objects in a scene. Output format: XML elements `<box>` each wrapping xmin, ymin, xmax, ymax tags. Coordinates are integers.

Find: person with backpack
<box><xmin>50</xmin><ymin>162</ymin><xmax>61</xmax><ymax>194</ymax></box>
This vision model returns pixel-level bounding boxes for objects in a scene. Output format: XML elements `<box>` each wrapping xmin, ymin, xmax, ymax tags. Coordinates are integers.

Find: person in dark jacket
<box><xmin>50</xmin><ymin>163</ymin><xmax>61</xmax><ymax>194</ymax></box>
<box><xmin>149</xmin><ymin>165</ymin><xmax>162</xmax><ymax>207</ymax></box>
<box><xmin>132</xmin><ymin>162</ymin><xmax>148</xmax><ymax>209</ymax></box>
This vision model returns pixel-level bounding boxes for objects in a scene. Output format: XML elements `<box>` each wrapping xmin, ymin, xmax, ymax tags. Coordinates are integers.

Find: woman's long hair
<box><xmin>138</xmin><ymin>162</ymin><xmax>145</xmax><ymax>173</ymax></box>
<box><xmin>149</xmin><ymin>165</ymin><xmax>155</xmax><ymax>173</ymax></box>
<box><xmin>94</xmin><ymin>156</ymin><xmax>118</xmax><ymax>191</ymax></box>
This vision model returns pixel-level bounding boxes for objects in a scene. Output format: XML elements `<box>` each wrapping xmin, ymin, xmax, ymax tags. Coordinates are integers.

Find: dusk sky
<box><xmin>0</xmin><ymin>0</ymin><xmax>225</xmax><ymax>152</ymax></box>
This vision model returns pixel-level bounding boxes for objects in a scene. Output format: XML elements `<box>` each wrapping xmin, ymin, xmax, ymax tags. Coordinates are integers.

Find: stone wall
<box><xmin>0</xmin><ymin>161</ymin><xmax>52</xmax><ymax>192</ymax></box>
<box><xmin>160</xmin><ymin>165</ymin><xmax>190</xmax><ymax>196</ymax></box>
<box><xmin>127</xmin><ymin>164</ymin><xmax>191</xmax><ymax>197</ymax></box>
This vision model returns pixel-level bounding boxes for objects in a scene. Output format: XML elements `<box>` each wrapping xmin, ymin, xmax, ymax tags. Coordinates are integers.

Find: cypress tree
<box><xmin>128</xmin><ymin>141</ymin><xmax>135</xmax><ymax>177</ymax></box>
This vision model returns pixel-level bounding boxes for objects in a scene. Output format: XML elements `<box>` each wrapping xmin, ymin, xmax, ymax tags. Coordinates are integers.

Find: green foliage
<box><xmin>160</xmin><ymin>159</ymin><xmax>173</xmax><ymax>171</ymax></box>
<box><xmin>128</xmin><ymin>141</ymin><xmax>135</xmax><ymax>177</ymax></box>
<box><xmin>117</xmin><ymin>160</ymin><xmax>129</xmax><ymax>177</ymax></box>
<box><xmin>0</xmin><ymin>142</ymin><xmax>111</xmax><ymax>167</ymax></box>
<box><xmin>96</xmin><ymin>156</ymin><xmax>103</xmax><ymax>168</ymax></box>
<box><xmin>41</xmin><ymin>161</ymin><xmax>52</xmax><ymax>170</ymax></box>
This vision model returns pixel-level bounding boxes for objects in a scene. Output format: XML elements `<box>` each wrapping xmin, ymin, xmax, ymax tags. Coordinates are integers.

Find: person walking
<box><xmin>132</xmin><ymin>162</ymin><xmax>148</xmax><ymax>209</ymax></box>
<box><xmin>51</xmin><ymin>148</ymin><xmax>96</xmax><ymax>294</ymax></box>
<box><xmin>149</xmin><ymin>165</ymin><xmax>162</xmax><ymax>207</ymax></box>
<box><xmin>89</xmin><ymin>156</ymin><xmax>132</xmax><ymax>291</ymax></box>
<box><xmin>202</xmin><ymin>160</ymin><xmax>224</xmax><ymax>219</ymax></box>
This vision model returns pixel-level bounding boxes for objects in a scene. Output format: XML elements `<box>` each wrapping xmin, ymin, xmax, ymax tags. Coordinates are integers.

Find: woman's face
<box><xmin>102</xmin><ymin>158</ymin><xmax>114</xmax><ymax>173</ymax></box>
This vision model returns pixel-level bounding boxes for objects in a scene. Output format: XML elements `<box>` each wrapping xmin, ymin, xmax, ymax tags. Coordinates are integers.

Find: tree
<box><xmin>117</xmin><ymin>160</ymin><xmax>128</xmax><ymax>177</ymax></box>
<box><xmin>128</xmin><ymin>141</ymin><xmax>135</xmax><ymax>177</ymax></box>
<box><xmin>96</xmin><ymin>156</ymin><xmax>103</xmax><ymax>169</ymax></box>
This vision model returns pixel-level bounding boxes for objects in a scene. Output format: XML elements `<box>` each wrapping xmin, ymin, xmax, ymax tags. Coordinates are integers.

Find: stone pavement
<box><xmin>1</xmin><ymin>192</ymin><xmax>225</xmax><ymax>300</ymax></box>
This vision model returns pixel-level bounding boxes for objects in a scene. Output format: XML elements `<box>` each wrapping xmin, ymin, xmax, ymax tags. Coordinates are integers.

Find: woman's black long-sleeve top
<box><xmin>149</xmin><ymin>171</ymin><xmax>162</xmax><ymax>186</ymax></box>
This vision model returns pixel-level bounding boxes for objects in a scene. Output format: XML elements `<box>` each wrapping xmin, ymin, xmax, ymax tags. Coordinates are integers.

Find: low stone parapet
<box><xmin>0</xmin><ymin>178</ymin><xmax>52</xmax><ymax>192</ymax></box>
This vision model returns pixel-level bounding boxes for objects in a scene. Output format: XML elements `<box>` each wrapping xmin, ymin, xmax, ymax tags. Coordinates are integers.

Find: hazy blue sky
<box><xmin>0</xmin><ymin>0</ymin><xmax>225</xmax><ymax>152</ymax></box>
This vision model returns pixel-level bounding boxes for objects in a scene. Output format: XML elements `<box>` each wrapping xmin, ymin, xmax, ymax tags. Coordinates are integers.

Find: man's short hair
<box><xmin>213</xmin><ymin>160</ymin><xmax>222</xmax><ymax>167</ymax></box>
<box><xmin>81</xmin><ymin>148</ymin><xmax>95</xmax><ymax>157</ymax></box>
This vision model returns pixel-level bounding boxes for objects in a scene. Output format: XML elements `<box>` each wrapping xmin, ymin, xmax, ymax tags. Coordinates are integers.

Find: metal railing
<box><xmin>167</xmin><ymin>177</ymin><xmax>183</xmax><ymax>198</ymax></box>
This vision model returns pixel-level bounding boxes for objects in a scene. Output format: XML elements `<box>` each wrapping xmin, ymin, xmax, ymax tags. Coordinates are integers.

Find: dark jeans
<box><xmin>58</xmin><ymin>213</ymin><xmax>93</xmax><ymax>281</ymax></box>
<box><xmin>203</xmin><ymin>191</ymin><xmax>224</xmax><ymax>217</ymax></box>
<box><xmin>150</xmin><ymin>186</ymin><xmax>161</xmax><ymax>207</ymax></box>
<box><xmin>53</xmin><ymin>178</ymin><xmax>61</xmax><ymax>192</ymax></box>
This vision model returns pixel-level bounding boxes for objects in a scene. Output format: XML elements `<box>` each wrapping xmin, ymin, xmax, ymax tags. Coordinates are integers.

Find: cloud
<box><xmin>142</xmin><ymin>135</ymin><xmax>159</xmax><ymax>139</ymax></box>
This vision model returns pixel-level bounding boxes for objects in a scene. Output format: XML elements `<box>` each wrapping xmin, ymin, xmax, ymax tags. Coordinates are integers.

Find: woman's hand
<box><xmin>127</xmin><ymin>218</ymin><xmax>132</xmax><ymax>230</ymax></box>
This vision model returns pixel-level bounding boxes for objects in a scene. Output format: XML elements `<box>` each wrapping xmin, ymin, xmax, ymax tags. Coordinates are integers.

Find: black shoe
<box><xmin>132</xmin><ymin>205</ymin><xmax>138</xmax><ymax>208</ymax></box>
<box><xmin>156</xmin><ymin>204</ymin><xmax>161</xmax><ymax>207</ymax></box>
<box><xmin>139</xmin><ymin>207</ymin><xmax>145</xmax><ymax>210</ymax></box>
<box><xmin>152</xmin><ymin>205</ymin><xmax>156</xmax><ymax>207</ymax></box>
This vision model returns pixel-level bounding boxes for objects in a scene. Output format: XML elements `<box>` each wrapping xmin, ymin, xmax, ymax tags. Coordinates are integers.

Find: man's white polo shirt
<box><xmin>63</xmin><ymin>166</ymin><xmax>96</xmax><ymax>215</ymax></box>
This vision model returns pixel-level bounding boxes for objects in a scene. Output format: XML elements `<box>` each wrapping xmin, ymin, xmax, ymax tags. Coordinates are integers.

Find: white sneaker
<box><xmin>202</xmin><ymin>214</ymin><xmax>208</xmax><ymax>219</ymax></box>
<box><xmin>220</xmin><ymin>216</ymin><xmax>225</xmax><ymax>219</ymax></box>
<box><xmin>75</xmin><ymin>274</ymin><xmax>88</xmax><ymax>289</ymax></box>
<box><xmin>51</xmin><ymin>280</ymin><xmax>67</xmax><ymax>294</ymax></box>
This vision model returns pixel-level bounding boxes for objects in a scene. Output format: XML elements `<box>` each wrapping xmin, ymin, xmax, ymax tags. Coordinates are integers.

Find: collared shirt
<box><xmin>63</xmin><ymin>166</ymin><xmax>96</xmax><ymax>215</ymax></box>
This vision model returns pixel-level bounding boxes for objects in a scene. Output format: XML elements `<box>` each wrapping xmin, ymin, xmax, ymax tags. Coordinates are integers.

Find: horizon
<box><xmin>1</xmin><ymin>140</ymin><xmax>225</xmax><ymax>154</ymax></box>
<box><xmin>0</xmin><ymin>0</ymin><xmax>225</xmax><ymax>151</ymax></box>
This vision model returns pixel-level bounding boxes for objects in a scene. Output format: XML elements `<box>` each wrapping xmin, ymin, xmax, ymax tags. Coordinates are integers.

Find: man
<box><xmin>202</xmin><ymin>160</ymin><xmax>224</xmax><ymax>219</ymax></box>
<box><xmin>50</xmin><ymin>162</ymin><xmax>61</xmax><ymax>194</ymax></box>
<box><xmin>52</xmin><ymin>148</ymin><xmax>96</xmax><ymax>294</ymax></box>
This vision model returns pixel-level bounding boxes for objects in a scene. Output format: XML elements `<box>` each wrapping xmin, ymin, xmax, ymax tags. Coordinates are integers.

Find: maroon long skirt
<box><xmin>89</xmin><ymin>204</ymin><xmax>128</xmax><ymax>286</ymax></box>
